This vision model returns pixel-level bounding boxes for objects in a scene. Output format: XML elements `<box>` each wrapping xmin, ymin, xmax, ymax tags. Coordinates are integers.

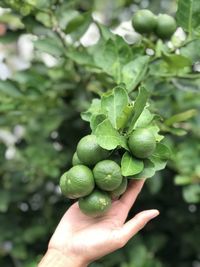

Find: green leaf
<box><xmin>128</xmin><ymin>86</ymin><xmax>149</xmax><ymax>133</ymax></box>
<box><xmin>171</xmin><ymin>77</ymin><xmax>200</xmax><ymax>92</ymax></box>
<box><xmin>169</xmin><ymin>127</ymin><xmax>188</xmax><ymax>136</ymax></box>
<box><xmin>67</xmin><ymin>48</ymin><xmax>94</xmax><ymax>66</ymax></box>
<box><xmin>175</xmin><ymin>175</ymin><xmax>192</xmax><ymax>185</ymax></box>
<box><xmin>147</xmin><ymin>125</ymin><xmax>164</xmax><ymax>142</ymax></box>
<box><xmin>35</xmin><ymin>12</ymin><xmax>53</xmax><ymax>27</ymax></box>
<box><xmin>90</xmin><ymin>114</ymin><xmax>107</xmax><ymax>132</ymax></box>
<box><xmin>97</xmin><ymin>23</ymin><xmax>115</xmax><ymax>41</ymax></box>
<box><xmin>180</xmin><ymin>40</ymin><xmax>200</xmax><ymax>63</ymax></box>
<box><xmin>148</xmin><ymin>59</ymin><xmax>169</xmax><ymax>77</ymax></box>
<box><xmin>149</xmin><ymin>156</ymin><xmax>167</xmax><ymax>171</ymax></box>
<box><xmin>0</xmin><ymin>12</ymin><xmax>24</xmax><ymax>29</ymax></box>
<box><xmin>132</xmin><ymin>159</ymin><xmax>156</xmax><ymax>179</ymax></box>
<box><xmin>176</xmin><ymin>0</ymin><xmax>200</xmax><ymax>37</ymax></box>
<box><xmin>81</xmin><ymin>99</ymin><xmax>101</xmax><ymax>122</ymax></box>
<box><xmin>101</xmin><ymin>86</ymin><xmax>129</xmax><ymax>129</ymax></box>
<box><xmin>152</xmin><ymin>143</ymin><xmax>171</xmax><ymax>160</ymax></box>
<box><xmin>162</xmin><ymin>53</ymin><xmax>192</xmax><ymax>70</ymax></box>
<box><xmin>95</xmin><ymin>119</ymin><xmax>128</xmax><ymax>150</ymax></box>
<box><xmin>56</xmin><ymin>8</ymin><xmax>79</xmax><ymax>30</ymax></box>
<box><xmin>155</xmin><ymin>39</ymin><xmax>165</xmax><ymax>58</ymax></box>
<box><xmin>134</xmin><ymin>108</ymin><xmax>154</xmax><ymax>129</ymax></box>
<box><xmin>34</xmin><ymin>37</ymin><xmax>64</xmax><ymax>57</ymax></box>
<box><xmin>121</xmin><ymin>152</ymin><xmax>144</xmax><ymax>176</ymax></box>
<box><xmin>164</xmin><ymin>109</ymin><xmax>197</xmax><ymax>126</ymax></box>
<box><xmin>116</xmin><ymin>104</ymin><xmax>134</xmax><ymax>130</ymax></box>
<box><xmin>64</xmin><ymin>11</ymin><xmax>92</xmax><ymax>39</ymax></box>
<box><xmin>183</xmin><ymin>184</ymin><xmax>200</xmax><ymax>203</ymax></box>
<box><xmin>121</xmin><ymin>56</ymin><xmax>149</xmax><ymax>92</ymax></box>
<box><xmin>93</xmin><ymin>39</ymin><xmax>121</xmax><ymax>82</ymax></box>
<box><xmin>26</xmin><ymin>0</ymin><xmax>51</xmax><ymax>9</ymax></box>
<box><xmin>0</xmin><ymin>80</ymin><xmax>22</xmax><ymax>97</ymax></box>
<box><xmin>115</xmin><ymin>35</ymin><xmax>133</xmax><ymax>65</ymax></box>
<box><xmin>89</xmin><ymin>36</ymin><xmax>133</xmax><ymax>82</ymax></box>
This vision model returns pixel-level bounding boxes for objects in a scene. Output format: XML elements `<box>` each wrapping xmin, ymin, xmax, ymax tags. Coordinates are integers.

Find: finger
<box><xmin>119</xmin><ymin>209</ymin><xmax>159</xmax><ymax>245</ymax></box>
<box><xmin>120</xmin><ymin>179</ymin><xmax>145</xmax><ymax>211</ymax></box>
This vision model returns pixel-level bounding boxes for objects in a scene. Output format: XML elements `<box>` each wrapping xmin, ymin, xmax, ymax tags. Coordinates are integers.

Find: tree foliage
<box><xmin>0</xmin><ymin>0</ymin><xmax>199</xmax><ymax>266</ymax></box>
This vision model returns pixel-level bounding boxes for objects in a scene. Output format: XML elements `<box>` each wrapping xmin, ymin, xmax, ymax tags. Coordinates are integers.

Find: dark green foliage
<box><xmin>0</xmin><ymin>0</ymin><xmax>199</xmax><ymax>266</ymax></box>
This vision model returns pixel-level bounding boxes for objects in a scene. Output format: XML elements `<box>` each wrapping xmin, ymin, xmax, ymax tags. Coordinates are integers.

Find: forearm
<box><xmin>38</xmin><ymin>249</ymin><xmax>88</xmax><ymax>267</ymax></box>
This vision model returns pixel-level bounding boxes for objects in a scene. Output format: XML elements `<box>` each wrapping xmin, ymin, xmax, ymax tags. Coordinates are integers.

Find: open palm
<box><xmin>48</xmin><ymin>179</ymin><xmax>159</xmax><ymax>266</ymax></box>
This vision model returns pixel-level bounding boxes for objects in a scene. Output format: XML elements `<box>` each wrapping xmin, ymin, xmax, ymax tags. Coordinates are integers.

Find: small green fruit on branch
<box><xmin>132</xmin><ymin>9</ymin><xmax>177</xmax><ymax>40</ymax></box>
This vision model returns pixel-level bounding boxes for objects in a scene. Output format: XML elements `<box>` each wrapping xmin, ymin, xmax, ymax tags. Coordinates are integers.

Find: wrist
<box><xmin>38</xmin><ymin>248</ymin><xmax>88</xmax><ymax>267</ymax></box>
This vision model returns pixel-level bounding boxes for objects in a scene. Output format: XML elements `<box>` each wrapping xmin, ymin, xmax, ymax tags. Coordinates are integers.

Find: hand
<box><xmin>39</xmin><ymin>180</ymin><xmax>159</xmax><ymax>267</ymax></box>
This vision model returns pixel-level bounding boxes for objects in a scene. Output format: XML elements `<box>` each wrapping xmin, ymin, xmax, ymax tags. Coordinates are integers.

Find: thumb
<box><xmin>119</xmin><ymin>209</ymin><xmax>159</xmax><ymax>244</ymax></box>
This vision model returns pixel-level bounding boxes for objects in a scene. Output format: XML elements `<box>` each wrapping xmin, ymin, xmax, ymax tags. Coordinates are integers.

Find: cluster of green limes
<box><xmin>60</xmin><ymin>127</ymin><xmax>157</xmax><ymax>217</ymax></box>
<box><xmin>132</xmin><ymin>9</ymin><xmax>177</xmax><ymax>39</ymax></box>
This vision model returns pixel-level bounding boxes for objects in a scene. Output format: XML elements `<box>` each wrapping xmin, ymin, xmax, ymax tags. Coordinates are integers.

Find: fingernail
<box><xmin>149</xmin><ymin>209</ymin><xmax>160</xmax><ymax>219</ymax></box>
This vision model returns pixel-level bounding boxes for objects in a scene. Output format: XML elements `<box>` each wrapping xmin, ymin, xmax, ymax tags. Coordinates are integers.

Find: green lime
<box><xmin>72</xmin><ymin>152</ymin><xmax>82</xmax><ymax>166</ymax></box>
<box><xmin>93</xmin><ymin>160</ymin><xmax>122</xmax><ymax>191</ymax></box>
<box><xmin>132</xmin><ymin>9</ymin><xmax>157</xmax><ymax>34</ymax></box>
<box><xmin>77</xmin><ymin>135</ymin><xmax>109</xmax><ymax>166</ymax></box>
<box><xmin>79</xmin><ymin>190</ymin><xmax>111</xmax><ymax>217</ymax></box>
<box><xmin>156</xmin><ymin>14</ymin><xmax>176</xmax><ymax>39</ymax></box>
<box><xmin>110</xmin><ymin>177</ymin><xmax>128</xmax><ymax>199</ymax></box>
<box><xmin>128</xmin><ymin>128</ymin><xmax>156</xmax><ymax>159</ymax></box>
<box><xmin>60</xmin><ymin>165</ymin><xmax>94</xmax><ymax>199</ymax></box>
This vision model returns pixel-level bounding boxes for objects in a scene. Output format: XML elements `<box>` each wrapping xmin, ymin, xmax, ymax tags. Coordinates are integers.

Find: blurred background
<box><xmin>0</xmin><ymin>0</ymin><xmax>199</xmax><ymax>266</ymax></box>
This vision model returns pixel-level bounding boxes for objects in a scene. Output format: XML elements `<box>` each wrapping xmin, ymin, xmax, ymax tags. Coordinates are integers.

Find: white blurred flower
<box><xmin>172</xmin><ymin>27</ymin><xmax>186</xmax><ymax>48</ymax></box>
<box><xmin>0</xmin><ymin>130</ymin><xmax>17</xmax><ymax>146</ymax></box>
<box><xmin>18</xmin><ymin>34</ymin><xmax>34</xmax><ymax>61</ymax></box>
<box><xmin>0</xmin><ymin>61</ymin><xmax>11</xmax><ymax>80</ymax></box>
<box><xmin>112</xmin><ymin>20</ymin><xmax>139</xmax><ymax>44</ymax></box>
<box><xmin>80</xmin><ymin>23</ymin><xmax>100</xmax><ymax>47</ymax></box>
<box><xmin>41</xmin><ymin>53</ymin><xmax>58</xmax><ymax>67</ymax></box>
<box><xmin>5</xmin><ymin>146</ymin><xmax>16</xmax><ymax>160</ymax></box>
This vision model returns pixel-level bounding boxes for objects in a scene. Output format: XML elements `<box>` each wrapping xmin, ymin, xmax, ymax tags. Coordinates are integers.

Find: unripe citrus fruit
<box><xmin>128</xmin><ymin>128</ymin><xmax>156</xmax><ymax>159</ymax></box>
<box><xmin>60</xmin><ymin>165</ymin><xmax>94</xmax><ymax>199</ymax></box>
<box><xmin>93</xmin><ymin>160</ymin><xmax>122</xmax><ymax>191</ymax></box>
<box><xmin>79</xmin><ymin>190</ymin><xmax>111</xmax><ymax>217</ymax></box>
<box><xmin>110</xmin><ymin>177</ymin><xmax>128</xmax><ymax>199</ymax></box>
<box><xmin>77</xmin><ymin>135</ymin><xmax>109</xmax><ymax>166</ymax></box>
<box><xmin>156</xmin><ymin>14</ymin><xmax>176</xmax><ymax>39</ymax></box>
<box><xmin>72</xmin><ymin>152</ymin><xmax>82</xmax><ymax>166</ymax></box>
<box><xmin>132</xmin><ymin>9</ymin><xmax>157</xmax><ymax>34</ymax></box>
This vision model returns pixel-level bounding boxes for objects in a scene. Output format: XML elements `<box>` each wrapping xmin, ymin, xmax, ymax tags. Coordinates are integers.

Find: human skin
<box><xmin>38</xmin><ymin>179</ymin><xmax>159</xmax><ymax>267</ymax></box>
